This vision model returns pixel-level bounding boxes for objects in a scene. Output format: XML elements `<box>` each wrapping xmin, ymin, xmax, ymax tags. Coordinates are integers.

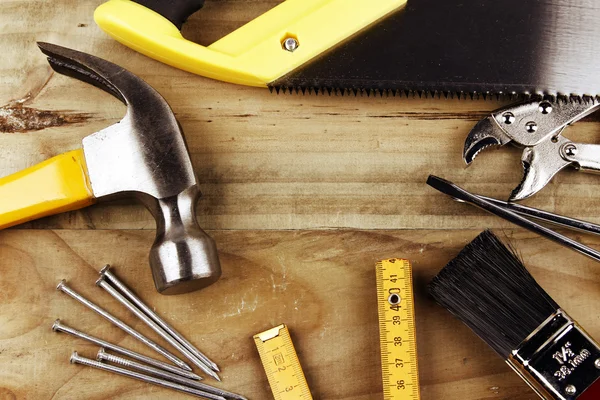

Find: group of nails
<box><xmin>53</xmin><ymin>266</ymin><xmax>247</xmax><ymax>400</ymax></box>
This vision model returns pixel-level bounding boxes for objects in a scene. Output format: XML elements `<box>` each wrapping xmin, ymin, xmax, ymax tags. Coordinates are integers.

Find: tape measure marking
<box><xmin>376</xmin><ymin>258</ymin><xmax>421</xmax><ymax>400</ymax></box>
<box><xmin>254</xmin><ymin>324</ymin><xmax>313</xmax><ymax>400</ymax></box>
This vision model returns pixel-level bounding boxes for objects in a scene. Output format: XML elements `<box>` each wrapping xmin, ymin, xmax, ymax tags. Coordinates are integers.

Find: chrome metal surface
<box><xmin>502</xmin><ymin>112</ymin><xmax>516</xmax><ymax>124</ymax></box>
<box><xmin>100</xmin><ymin>266</ymin><xmax>219</xmax><ymax>373</ymax></box>
<box><xmin>511</xmin><ymin>136</ymin><xmax>572</xmax><ymax>201</ymax></box>
<box><xmin>509</xmin><ymin>310</ymin><xmax>600</xmax><ymax>400</ymax></box>
<box><xmin>561</xmin><ymin>142</ymin><xmax>600</xmax><ymax>173</ymax></box>
<box><xmin>463</xmin><ymin>116</ymin><xmax>512</xmax><ymax>165</ymax></box>
<box><xmin>70</xmin><ymin>352</ymin><xmax>226</xmax><ymax>400</ymax></box>
<box><xmin>463</xmin><ymin>98</ymin><xmax>600</xmax><ymax>200</ymax></box>
<box><xmin>97</xmin><ymin>349</ymin><xmax>247</xmax><ymax>400</ymax></box>
<box><xmin>488</xmin><ymin>99</ymin><xmax>599</xmax><ymax>147</ymax></box>
<box><xmin>147</xmin><ymin>185</ymin><xmax>221</xmax><ymax>295</ymax></box>
<box><xmin>283</xmin><ymin>37</ymin><xmax>299</xmax><ymax>52</ymax></box>
<box><xmin>539</xmin><ymin>102</ymin><xmax>553</xmax><ymax>115</ymax></box>
<box><xmin>427</xmin><ymin>176</ymin><xmax>600</xmax><ymax>263</ymax></box>
<box><xmin>52</xmin><ymin>319</ymin><xmax>201</xmax><ymax>380</ymax></box>
<box><xmin>56</xmin><ymin>280</ymin><xmax>191</xmax><ymax>371</ymax></box>
<box><xmin>525</xmin><ymin>121</ymin><xmax>538</xmax><ymax>133</ymax></box>
<box><xmin>96</xmin><ymin>274</ymin><xmax>221</xmax><ymax>381</ymax></box>
<box><xmin>563</xmin><ymin>143</ymin><xmax>578</xmax><ymax>157</ymax></box>
<box><xmin>480</xmin><ymin>197</ymin><xmax>600</xmax><ymax>236</ymax></box>
<box><xmin>38</xmin><ymin>42</ymin><xmax>221</xmax><ymax>294</ymax></box>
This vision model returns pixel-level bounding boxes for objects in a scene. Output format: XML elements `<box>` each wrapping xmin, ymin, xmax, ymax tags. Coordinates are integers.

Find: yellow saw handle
<box><xmin>94</xmin><ymin>0</ymin><xmax>407</xmax><ymax>87</ymax></box>
<box><xmin>0</xmin><ymin>149</ymin><xmax>95</xmax><ymax>229</ymax></box>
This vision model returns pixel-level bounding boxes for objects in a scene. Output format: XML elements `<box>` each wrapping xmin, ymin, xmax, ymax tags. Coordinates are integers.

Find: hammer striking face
<box><xmin>0</xmin><ymin>43</ymin><xmax>221</xmax><ymax>295</ymax></box>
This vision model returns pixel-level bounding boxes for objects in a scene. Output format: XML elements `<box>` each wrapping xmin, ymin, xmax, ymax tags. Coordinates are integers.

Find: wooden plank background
<box><xmin>1</xmin><ymin>1</ymin><xmax>600</xmax><ymax>399</ymax></box>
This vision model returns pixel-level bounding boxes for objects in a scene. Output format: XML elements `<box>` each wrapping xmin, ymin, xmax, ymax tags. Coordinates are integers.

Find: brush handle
<box><xmin>580</xmin><ymin>380</ymin><xmax>600</xmax><ymax>400</ymax></box>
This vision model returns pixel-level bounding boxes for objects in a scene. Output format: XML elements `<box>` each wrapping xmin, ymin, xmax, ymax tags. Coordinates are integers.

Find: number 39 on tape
<box><xmin>376</xmin><ymin>258</ymin><xmax>421</xmax><ymax>400</ymax></box>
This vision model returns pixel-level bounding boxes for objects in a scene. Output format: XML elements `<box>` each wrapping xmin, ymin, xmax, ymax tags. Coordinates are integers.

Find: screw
<box><xmin>502</xmin><ymin>112</ymin><xmax>515</xmax><ymax>124</ymax></box>
<box><xmin>56</xmin><ymin>280</ymin><xmax>191</xmax><ymax>372</ymax></box>
<box><xmin>51</xmin><ymin>319</ymin><xmax>200</xmax><ymax>380</ymax></box>
<box><xmin>96</xmin><ymin>274</ymin><xmax>220</xmax><ymax>381</ymax></box>
<box><xmin>70</xmin><ymin>352</ymin><xmax>227</xmax><ymax>400</ymax></box>
<box><xmin>563</xmin><ymin>143</ymin><xmax>578</xmax><ymax>157</ymax></box>
<box><xmin>97</xmin><ymin>349</ymin><xmax>247</xmax><ymax>400</ymax></box>
<box><xmin>100</xmin><ymin>266</ymin><xmax>219</xmax><ymax>373</ymax></box>
<box><xmin>565</xmin><ymin>384</ymin><xmax>576</xmax><ymax>395</ymax></box>
<box><xmin>283</xmin><ymin>37</ymin><xmax>299</xmax><ymax>52</ymax></box>
<box><xmin>539</xmin><ymin>101</ymin><xmax>553</xmax><ymax>114</ymax></box>
<box><xmin>525</xmin><ymin>121</ymin><xmax>538</xmax><ymax>133</ymax></box>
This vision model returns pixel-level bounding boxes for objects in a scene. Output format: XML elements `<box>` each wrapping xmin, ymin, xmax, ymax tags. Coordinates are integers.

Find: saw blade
<box><xmin>270</xmin><ymin>0</ymin><xmax>600</xmax><ymax>98</ymax></box>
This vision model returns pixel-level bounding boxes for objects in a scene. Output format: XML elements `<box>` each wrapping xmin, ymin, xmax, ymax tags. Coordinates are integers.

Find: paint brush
<box><xmin>429</xmin><ymin>230</ymin><xmax>600</xmax><ymax>400</ymax></box>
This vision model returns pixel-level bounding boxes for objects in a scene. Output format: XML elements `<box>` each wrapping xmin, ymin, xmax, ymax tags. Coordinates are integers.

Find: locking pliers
<box><xmin>463</xmin><ymin>98</ymin><xmax>600</xmax><ymax>201</ymax></box>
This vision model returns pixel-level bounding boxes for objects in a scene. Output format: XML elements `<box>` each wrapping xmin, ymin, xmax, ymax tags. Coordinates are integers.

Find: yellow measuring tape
<box><xmin>376</xmin><ymin>258</ymin><xmax>421</xmax><ymax>400</ymax></box>
<box><xmin>254</xmin><ymin>324</ymin><xmax>313</xmax><ymax>400</ymax></box>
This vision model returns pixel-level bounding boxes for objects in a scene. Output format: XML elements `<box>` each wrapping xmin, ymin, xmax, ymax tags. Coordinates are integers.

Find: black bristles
<box><xmin>429</xmin><ymin>230</ymin><xmax>559</xmax><ymax>358</ymax></box>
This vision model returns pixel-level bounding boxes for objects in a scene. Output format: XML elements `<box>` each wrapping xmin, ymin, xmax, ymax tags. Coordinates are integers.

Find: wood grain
<box><xmin>2</xmin><ymin>229</ymin><xmax>600</xmax><ymax>400</ymax></box>
<box><xmin>1</xmin><ymin>1</ymin><xmax>599</xmax><ymax>232</ymax></box>
<box><xmin>1</xmin><ymin>1</ymin><xmax>600</xmax><ymax>399</ymax></box>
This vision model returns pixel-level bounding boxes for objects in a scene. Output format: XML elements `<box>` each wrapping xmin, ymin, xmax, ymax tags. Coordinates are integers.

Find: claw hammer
<box><xmin>0</xmin><ymin>43</ymin><xmax>221</xmax><ymax>295</ymax></box>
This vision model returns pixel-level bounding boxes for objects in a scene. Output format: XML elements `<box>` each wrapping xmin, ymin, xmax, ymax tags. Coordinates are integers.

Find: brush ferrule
<box><xmin>508</xmin><ymin>309</ymin><xmax>600</xmax><ymax>399</ymax></box>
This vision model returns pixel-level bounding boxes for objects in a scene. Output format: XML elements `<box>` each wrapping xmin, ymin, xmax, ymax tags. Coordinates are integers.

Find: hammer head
<box><xmin>38</xmin><ymin>42</ymin><xmax>221</xmax><ymax>294</ymax></box>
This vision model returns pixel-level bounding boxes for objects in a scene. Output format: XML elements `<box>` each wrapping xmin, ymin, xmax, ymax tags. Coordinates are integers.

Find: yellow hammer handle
<box><xmin>0</xmin><ymin>149</ymin><xmax>95</xmax><ymax>229</ymax></box>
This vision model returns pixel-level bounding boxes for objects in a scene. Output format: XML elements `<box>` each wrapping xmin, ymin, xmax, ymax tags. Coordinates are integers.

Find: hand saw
<box><xmin>95</xmin><ymin>0</ymin><xmax>600</xmax><ymax>98</ymax></box>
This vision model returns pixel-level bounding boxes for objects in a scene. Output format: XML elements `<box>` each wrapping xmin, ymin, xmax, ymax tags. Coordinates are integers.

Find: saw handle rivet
<box><xmin>539</xmin><ymin>101</ymin><xmax>553</xmax><ymax>114</ymax></box>
<box><xmin>501</xmin><ymin>112</ymin><xmax>515</xmax><ymax>124</ymax></box>
<box><xmin>282</xmin><ymin>37</ymin><xmax>299</xmax><ymax>52</ymax></box>
<box><xmin>525</xmin><ymin>121</ymin><xmax>538</xmax><ymax>133</ymax></box>
<box><xmin>565</xmin><ymin>385</ymin><xmax>577</xmax><ymax>395</ymax></box>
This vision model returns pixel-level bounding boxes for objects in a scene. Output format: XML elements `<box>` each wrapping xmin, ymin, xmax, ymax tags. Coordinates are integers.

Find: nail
<box><xmin>100</xmin><ymin>266</ymin><xmax>220</xmax><ymax>372</ymax></box>
<box><xmin>51</xmin><ymin>320</ymin><xmax>200</xmax><ymax>380</ymax></box>
<box><xmin>96</xmin><ymin>274</ymin><xmax>220</xmax><ymax>381</ymax></box>
<box><xmin>56</xmin><ymin>279</ymin><xmax>191</xmax><ymax>372</ymax></box>
<box><xmin>70</xmin><ymin>352</ymin><xmax>226</xmax><ymax>400</ymax></box>
<box><xmin>97</xmin><ymin>349</ymin><xmax>246</xmax><ymax>400</ymax></box>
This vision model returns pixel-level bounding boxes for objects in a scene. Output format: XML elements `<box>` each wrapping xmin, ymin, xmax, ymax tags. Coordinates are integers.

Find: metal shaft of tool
<box><xmin>97</xmin><ymin>349</ymin><xmax>246</xmax><ymax>400</ymax></box>
<box><xmin>51</xmin><ymin>320</ymin><xmax>201</xmax><ymax>380</ymax></box>
<box><xmin>100</xmin><ymin>266</ymin><xmax>219</xmax><ymax>372</ymax></box>
<box><xmin>70</xmin><ymin>352</ymin><xmax>226</xmax><ymax>400</ymax></box>
<box><xmin>56</xmin><ymin>280</ymin><xmax>191</xmax><ymax>372</ymax></box>
<box><xmin>427</xmin><ymin>176</ymin><xmax>600</xmax><ymax>263</ymax></box>
<box><xmin>96</xmin><ymin>276</ymin><xmax>220</xmax><ymax>381</ymax></box>
<box><xmin>482</xmin><ymin>196</ymin><xmax>600</xmax><ymax>236</ymax></box>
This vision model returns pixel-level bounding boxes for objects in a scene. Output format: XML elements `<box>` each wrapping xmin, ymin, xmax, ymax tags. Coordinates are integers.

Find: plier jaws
<box><xmin>463</xmin><ymin>98</ymin><xmax>600</xmax><ymax>201</ymax></box>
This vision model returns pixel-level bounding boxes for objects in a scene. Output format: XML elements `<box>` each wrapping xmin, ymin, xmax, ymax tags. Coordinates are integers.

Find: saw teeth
<box><xmin>268</xmin><ymin>85</ymin><xmax>599</xmax><ymax>103</ymax></box>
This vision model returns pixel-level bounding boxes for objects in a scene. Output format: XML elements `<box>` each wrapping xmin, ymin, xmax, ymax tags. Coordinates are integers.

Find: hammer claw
<box><xmin>38</xmin><ymin>42</ymin><xmax>127</xmax><ymax>103</ymax></box>
<box><xmin>1</xmin><ymin>43</ymin><xmax>221</xmax><ymax>294</ymax></box>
